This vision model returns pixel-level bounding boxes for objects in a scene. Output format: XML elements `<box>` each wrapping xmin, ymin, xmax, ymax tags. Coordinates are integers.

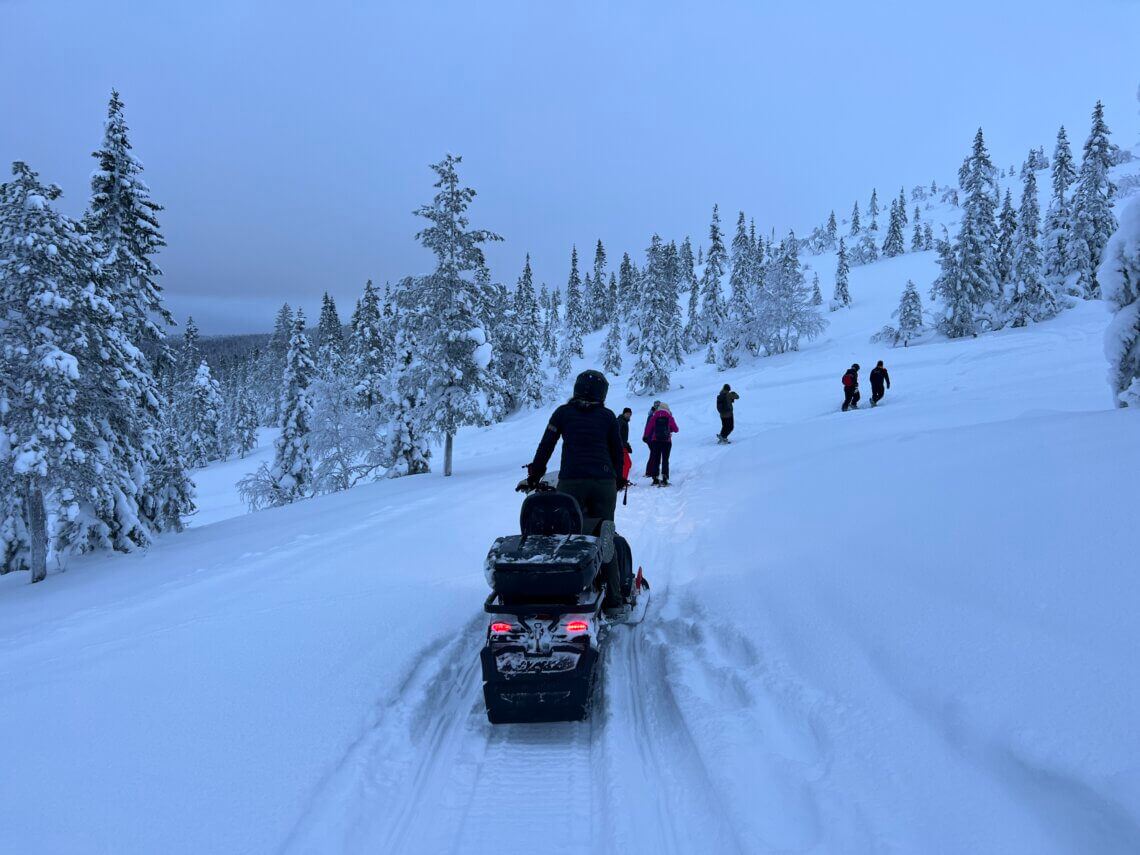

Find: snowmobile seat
<box><xmin>485</xmin><ymin>533</ymin><xmax>601</xmax><ymax>598</ymax></box>
<box><xmin>520</xmin><ymin>491</ymin><xmax>584</xmax><ymax>537</ymax></box>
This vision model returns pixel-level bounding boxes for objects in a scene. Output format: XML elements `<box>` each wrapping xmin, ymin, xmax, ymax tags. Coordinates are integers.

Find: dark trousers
<box><xmin>842</xmin><ymin>387</ymin><xmax>860</xmax><ymax>411</ymax></box>
<box><xmin>557</xmin><ymin>478</ymin><xmax>621</xmax><ymax>605</ymax></box>
<box><xmin>719</xmin><ymin>414</ymin><xmax>735</xmax><ymax>439</ymax></box>
<box><xmin>646</xmin><ymin>441</ymin><xmax>672</xmax><ymax>479</ymax></box>
<box><xmin>871</xmin><ymin>384</ymin><xmax>885</xmax><ymax>404</ymax></box>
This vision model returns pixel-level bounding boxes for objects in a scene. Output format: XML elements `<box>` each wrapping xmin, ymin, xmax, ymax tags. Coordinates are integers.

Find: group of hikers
<box><xmin>521</xmin><ymin>364</ymin><xmax>892</xmax><ymax>613</ymax></box>
<box><xmin>841</xmin><ymin>360</ymin><xmax>891</xmax><ymax>411</ymax></box>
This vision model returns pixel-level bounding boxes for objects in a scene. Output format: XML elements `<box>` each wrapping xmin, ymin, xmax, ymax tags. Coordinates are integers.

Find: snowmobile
<box><xmin>480</xmin><ymin>478</ymin><xmax>647</xmax><ymax>724</ymax></box>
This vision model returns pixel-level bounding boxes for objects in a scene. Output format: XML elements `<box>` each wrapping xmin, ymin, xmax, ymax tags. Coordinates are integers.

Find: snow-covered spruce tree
<box><xmin>0</xmin><ymin>163</ymin><xmax>93</xmax><ymax>580</ymax></box>
<box><xmin>719</xmin><ymin>212</ymin><xmax>755</xmax><ymax>364</ymax></box>
<box><xmin>996</xmin><ymin>189</ymin><xmax>1017</xmax><ymax>294</ymax></box>
<box><xmin>316</xmin><ymin>291</ymin><xmax>344</xmax><ymax>367</ymax></box>
<box><xmin>698</xmin><ymin>204</ymin><xmax>728</xmax><ymax>345</ymax></box>
<box><xmin>538</xmin><ymin>282</ymin><xmax>553</xmax><ymax>354</ymax></box>
<box><xmin>385</xmin><ymin>323</ymin><xmax>432</xmax><ymax>476</ymax></box>
<box><xmin>590</xmin><ymin>239</ymin><xmax>609</xmax><ymax>329</ymax></box>
<box><xmin>912</xmin><ymin>206</ymin><xmax>924</xmax><ymax>252</ymax></box>
<box><xmin>563</xmin><ymin>245</ymin><xmax>585</xmax><ymax>357</ymax></box>
<box><xmin>618</xmin><ymin>251</ymin><xmax>636</xmax><ymax>322</ymax></box>
<box><xmin>849</xmin><ymin>201</ymin><xmax>861</xmax><ymax>236</ymax></box>
<box><xmin>602</xmin><ymin>309</ymin><xmax>623</xmax><ymax>375</ymax></box>
<box><xmin>349</xmin><ymin>279</ymin><xmax>386</xmax><ymax>412</ymax></box>
<box><xmin>868</xmin><ymin>188</ymin><xmax>880</xmax><ymax>233</ymax></box>
<box><xmin>1069</xmin><ymin>101</ymin><xmax>1118</xmax><ymax>299</ymax></box>
<box><xmin>629</xmin><ymin>235</ymin><xmax>675</xmax><ymax>393</ymax></box>
<box><xmin>729</xmin><ymin>211</ymin><xmax>753</xmax><ymax>310</ymax></box>
<box><xmin>895</xmin><ymin>280</ymin><xmax>925</xmax><ymax>344</ymax></box>
<box><xmin>512</xmin><ymin>254</ymin><xmax>545</xmax><ymax>409</ymax></box>
<box><xmin>923</xmin><ymin>222</ymin><xmax>934</xmax><ymax>250</ymax></box>
<box><xmin>1006</xmin><ymin>159</ymin><xmax>1058</xmax><ymax>328</ymax></box>
<box><xmin>897</xmin><ymin>188</ymin><xmax>908</xmax><ymax>230</ymax></box>
<box><xmin>811</xmin><ymin>271</ymin><xmax>823</xmax><ymax>305</ymax></box>
<box><xmin>933</xmin><ymin>128</ymin><xmax>1000</xmax><ymax>337</ymax></box>
<box><xmin>826</xmin><ymin>210</ymin><xmax>838</xmax><ymax>248</ymax></box>
<box><xmin>547</xmin><ymin>288</ymin><xmax>562</xmax><ymax>367</ymax></box>
<box><xmin>1043</xmin><ymin>126</ymin><xmax>1078</xmax><ymax>296</ymax></box>
<box><xmin>148</xmin><ymin>424</ymin><xmax>195</xmax><ymax>533</ymax></box>
<box><xmin>831</xmin><ymin>238</ymin><xmax>852</xmax><ymax>310</ymax></box>
<box><xmin>234</xmin><ymin>389</ymin><xmax>259</xmax><ymax>457</ymax></box>
<box><xmin>680</xmin><ymin>236</ymin><xmax>699</xmax><ymax>350</ymax></box>
<box><xmin>882</xmin><ymin>198</ymin><xmax>906</xmax><ymax>257</ymax></box>
<box><xmin>186</xmin><ymin>360</ymin><xmax>225</xmax><ymax>467</ymax></box>
<box><xmin>239</xmin><ymin>313</ymin><xmax>315</xmax><ymax>509</ymax></box>
<box><xmin>1100</xmin><ymin>197</ymin><xmax>1140</xmax><ymax>407</ymax></box>
<box><xmin>411</xmin><ymin>154</ymin><xmax>503</xmax><ymax>476</ymax></box>
<box><xmin>664</xmin><ymin>240</ymin><xmax>686</xmax><ymax>365</ymax></box>
<box><xmin>85</xmin><ymin>90</ymin><xmax>182</xmax><ymax>537</ymax></box>
<box><xmin>755</xmin><ymin>232</ymin><xmax>827</xmax><ymax>355</ymax></box>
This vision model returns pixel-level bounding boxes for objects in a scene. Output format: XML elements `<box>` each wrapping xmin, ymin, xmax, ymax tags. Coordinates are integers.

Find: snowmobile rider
<box><xmin>524</xmin><ymin>369</ymin><xmax>627</xmax><ymax>613</ymax></box>
<box><xmin>643</xmin><ymin>402</ymin><xmax>679</xmax><ymax>485</ymax></box>
<box><xmin>618</xmin><ymin>407</ymin><xmax>634</xmax><ymax>481</ymax></box>
<box><xmin>716</xmin><ymin>384</ymin><xmax>740</xmax><ymax>442</ymax></box>
<box><xmin>842</xmin><ymin>363</ymin><xmax>861</xmax><ymax>411</ymax></box>
<box><xmin>869</xmin><ymin>360</ymin><xmax>891</xmax><ymax>406</ymax></box>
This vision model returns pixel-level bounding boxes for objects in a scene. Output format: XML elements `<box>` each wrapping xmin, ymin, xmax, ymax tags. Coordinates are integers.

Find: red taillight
<box><xmin>565</xmin><ymin>620</ymin><xmax>589</xmax><ymax>633</ymax></box>
<box><xmin>490</xmin><ymin>622</ymin><xmax>514</xmax><ymax>634</ymax></box>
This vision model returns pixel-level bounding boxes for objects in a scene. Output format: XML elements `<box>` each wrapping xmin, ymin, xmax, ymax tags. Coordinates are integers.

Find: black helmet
<box><xmin>851</xmin><ymin>363</ymin><xmax>860</xmax><ymax>371</ymax></box>
<box><xmin>573</xmin><ymin>369</ymin><xmax>609</xmax><ymax>404</ymax></box>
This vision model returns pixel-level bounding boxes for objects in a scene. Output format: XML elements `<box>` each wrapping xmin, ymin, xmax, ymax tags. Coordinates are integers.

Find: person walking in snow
<box><xmin>643</xmin><ymin>402</ymin><xmax>679</xmax><ymax>485</ymax></box>
<box><xmin>642</xmin><ymin>401</ymin><xmax>661</xmax><ymax>477</ymax></box>
<box><xmin>524</xmin><ymin>369</ymin><xmax>628</xmax><ymax>613</ymax></box>
<box><xmin>716</xmin><ymin>384</ymin><xmax>740</xmax><ymax>443</ymax></box>
<box><xmin>841</xmin><ymin>363</ymin><xmax>861</xmax><ymax>411</ymax></box>
<box><xmin>618</xmin><ymin>407</ymin><xmax>633</xmax><ymax>481</ymax></box>
<box><xmin>869</xmin><ymin>360</ymin><xmax>891</xmax><ymax>406</ymax></box>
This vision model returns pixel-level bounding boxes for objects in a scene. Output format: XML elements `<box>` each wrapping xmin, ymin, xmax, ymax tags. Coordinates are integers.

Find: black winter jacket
<box><xmin>617</xmin><ymin>416</ymin><xmax>632</xmax><ymax>452</ymax></box>
<box><xmin>532</xmin><ymin>400</ymin><xmax>624</xmax><ymax>481</ymax></box>
<box><xmin>870</xmin><ymin>366</ymin><xmax>890</xmax><ymax>390</ymax></box>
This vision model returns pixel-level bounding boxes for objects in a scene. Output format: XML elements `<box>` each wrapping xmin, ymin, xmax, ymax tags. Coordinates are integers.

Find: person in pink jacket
<box><xmin>642</xmin><ymin>402</ymin><xmax>679</xmax><ymax>485</ymax></box>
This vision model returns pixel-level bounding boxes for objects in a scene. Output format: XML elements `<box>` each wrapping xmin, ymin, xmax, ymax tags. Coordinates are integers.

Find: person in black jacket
<box><xmin>716</xmin><ymin>384</ymin><xmax>740</xmax><ymax>442</ymax></box>
<box><xmin>618</xmin><ymin>407</ymin><xmax>633</xmax><ymax>481</ymax></box>
<box><xmin>869</xmin><ymin>360</ymin><xmax>891</xmax><ymax>406</ymax></box>
<box><xmin>525</xmin><ymin>369</ymin><xmax>626</xmax><ymax>611</ymax></box>
<box><xmin>841</xmin><ymin>363</ymin><xmax>860</xmax><ymax>411</ymax></box>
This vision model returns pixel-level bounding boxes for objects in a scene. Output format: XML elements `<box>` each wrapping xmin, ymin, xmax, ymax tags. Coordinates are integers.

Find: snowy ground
<box><xmin>4</xmin><ymin>166</ymin><xmax>1140</xmax><ymax>853</ymax></box>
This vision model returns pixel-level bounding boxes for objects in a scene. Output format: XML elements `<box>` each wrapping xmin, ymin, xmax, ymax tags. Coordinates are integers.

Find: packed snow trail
<box><xmin>4</xmin><ymin>288</ymin><xmax>1140</xmax><ymax>853</ymax></box>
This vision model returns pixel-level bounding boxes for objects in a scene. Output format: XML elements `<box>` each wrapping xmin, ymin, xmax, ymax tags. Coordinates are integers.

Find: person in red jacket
<box><xmin>642</xmin><ymin>403</ymin><xmax>679</xmax><ymax>485</ymax></box>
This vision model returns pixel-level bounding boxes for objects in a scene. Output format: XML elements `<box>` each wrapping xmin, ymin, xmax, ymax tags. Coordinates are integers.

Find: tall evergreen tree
<box><xmin>629</xmin><ymin>235</ymin><xmax>676</xmax><ymax>393</ymax></box>
<box><xmin>1069</xmin><ymin>101</ymin><xmax>1117</xmax><ymax>298</ymax></box>
<box><xmin>259</xmin><ymin>313</ymin><xmax>316</xmax><ymax>506</ymax></box>
<box><xmin>349</xmin><ymin>280</ymin><xmax>385</xmax><ymax>411</ymax></box>
<box><xmin>826</xmin><ymin>210</ymin><xmax>838</xmax><ymax>248</ymax></box>
<box><xmin>1043</xmin><ymin>125</ymin><xmax>1078</xmax><ymax>295</ymax></box>
<box><xmin>756</xmin><ymin>233</ymin><xmax>827</xmax><ymax>354</ymax></box>
<box><xmin>811</xmin><ymin>272</ymin><xmax>823</xmax><ymax>306</ymax></box>
<box><xmin>547</xmin><ymin>288</ymin><xmax>562</xmax><ymax>366</ymax></box>
<box><xmin>996</xmin><ymin>189</ymin><xmax>1018</xmax><ymax>290</ymax></box>
<box><xmin>234</xmin><ymin>389</ymin><xmax>259</xmax><ymax>458</ymax></box>
<box><xmin>831</xmin><ymin>239</ymin><xmax>852</xmax><ymax>309</ymax></box>
<box><xmin>315</xmin><ymin>292</ymin><xmax>344</xmax><ymax>366</ymax></box>
<box><xmin>411</xmin><ymin>154</ymin><xmax>503</xmax><ymax>476</ymax></box>
<box><xmin>897</xmin><ymin>188</ymin><xmax>908</xmax><ymax>230</ymax></box>
<box><xmin>1006</xmin><ymin>161</ymin><xmax>1057</xmax><ymax>327</ymax></box>
<box><xmin>563</xmin><ymin>245</ymin><xmax>585</xmax><ymax>356</ymax></box>
<box><xmin>849</xmin><ymin>201</ymin><xmax>861</xmax><ymax>236</ymax></box>
<box><xmin>591</xmin><ymin>239</ymin><xmax>609</xmax><ymax>327</ymax></box>
<box><xmin>513</xmin><ymin>254</ymin><xmax>545</xmax><ymax>409</ymax></box>
<box><xmin>618</xmin><ymin>251</ymin><xmax>636</xmax><ymax>322</ymax></box>
<box><xmin>1100</xmin><ymin>197</ymin><xmax>1140</xmax><ymax>407</ymax></box>
<box><xmin>895</xmin><ymin>280</ymin><xmax>925</xmax><ymax>343</ymax></box>
<box><xmin>186</xmin><ymin>360</ymin><xmax>225</xmax><ymax>467</ymax></box>
<box><xmin>868</xmin><ymin>189</ymin><xmax>880</xmax><ymax>232</ymax></box>
<box><xmin>385</xmin><ymin>324</ymin><xmax>432</xmax><ymax>476</ymax></box>
<box><xmin>882</xmin><ymin>198</ymin><xmax>906</xmax><ymax>257</ymax></box>
<box><xmin>680</xmin><ymin>236</ymin><xmax>699</xmax><ymax>350</ymax></box>
<box><xmin>602</xmin><ymin>310</ymin><xmax>623</xmax><ymax>376</ymax></box>
<box><xmin>698</xmin><ymin>204</ymin><xmax>728</xmax><ymax>344</ymax></box>
<box><xmin>538</xmin><ymin>282</ymin><xmax>553</xmax><ymax>354</ymax></box>
<box><xmin>912</xmin><ymin>206</ymin><xmax>924</xmax><ymax>252</ymax></box>
<box><xmin>934</xmin><ymin>128</ymin><xmax>999</xmax><ymax>336</ymax></box>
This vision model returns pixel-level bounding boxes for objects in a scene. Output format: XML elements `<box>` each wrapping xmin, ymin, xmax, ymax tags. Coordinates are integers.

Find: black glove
<box><xmin>616</xmin><ymin>477</ymin><xmax>630</xmax><ymax>491</ymax></box>
<box><xmin>624</xmin><ymin>443</ymin><xmax>633</xmax><ymax>453</ymax></box>
<box><xmin>525</xmin><ymin>461</ymin><xmax>545</xmax><ymax>487</ymax></box>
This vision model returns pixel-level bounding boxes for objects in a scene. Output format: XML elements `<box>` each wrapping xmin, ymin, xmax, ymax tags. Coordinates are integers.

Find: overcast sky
<box><xmin>2</xmin><ymin>0</ymin><xmax>1138</xmax><ymax>334</ymax></box>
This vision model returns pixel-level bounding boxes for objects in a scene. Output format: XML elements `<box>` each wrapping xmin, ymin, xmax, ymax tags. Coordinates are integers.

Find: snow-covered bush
<box><xmin>1100</xmin><ymin>197</ymin><xmax>1140</xmax><ymax>407</ymax></box>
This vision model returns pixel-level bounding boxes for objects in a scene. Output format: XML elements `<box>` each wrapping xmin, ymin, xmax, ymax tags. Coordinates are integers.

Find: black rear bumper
<box><xmin>480</xmin><ymin>644</ymin><xmax>600</xmax><ymax>724</ymax></box>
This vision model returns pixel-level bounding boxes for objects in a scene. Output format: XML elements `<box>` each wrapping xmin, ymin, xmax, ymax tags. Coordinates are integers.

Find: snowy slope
<box><xmin>4</xmin><ymin>162</ymin><xmax>1140</xmax><ymax>854</ymax></box>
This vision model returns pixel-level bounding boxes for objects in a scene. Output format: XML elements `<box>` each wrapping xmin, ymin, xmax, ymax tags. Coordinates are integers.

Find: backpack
<box><xmin>842</xmin><ymin>373</ymin><xmax>853</xmax><ymax>387</ymax></box>
<box><xmin>716</xmin><ymin>392</ymin><xmax>727</xmax><ymax>414</ymax></box>
<box><xmin>652</xmin><ymin>412</ymin><xmax>671</xmax><ymax>441</ymax></box>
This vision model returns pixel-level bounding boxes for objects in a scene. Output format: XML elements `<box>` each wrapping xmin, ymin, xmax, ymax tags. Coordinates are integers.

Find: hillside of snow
<box><xmin>4</xmin><ymin>153</ymin><xmax>1140</xmax><ymax>854</ymax></box>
